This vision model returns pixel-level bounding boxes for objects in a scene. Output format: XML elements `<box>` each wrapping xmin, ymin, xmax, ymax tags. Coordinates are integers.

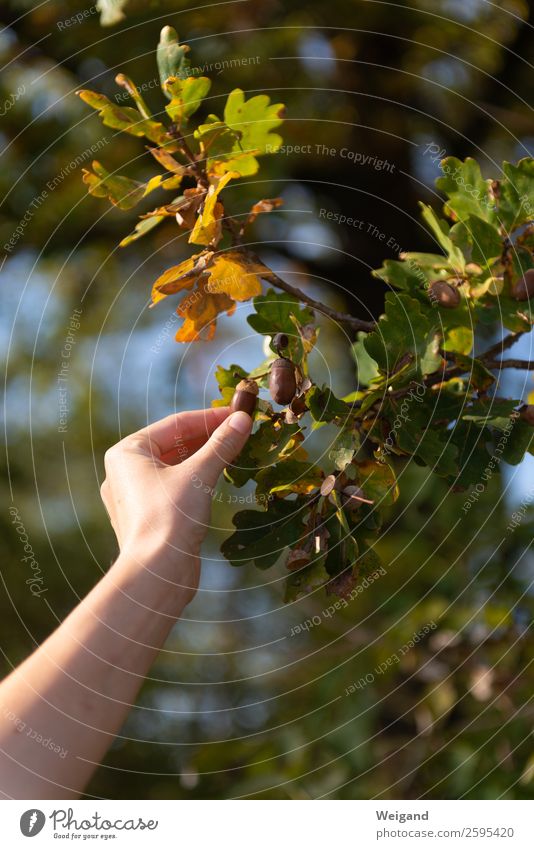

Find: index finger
<box><xmin>125</xmin><ymin>407</ymin><xmax>231</xmax><ymax>463</ymax></box>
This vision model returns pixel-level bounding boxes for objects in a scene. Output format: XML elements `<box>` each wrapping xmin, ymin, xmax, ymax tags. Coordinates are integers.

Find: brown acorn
<box><xmin>269</xmin><ymin>357</ymin><xmax>297</xmax><ymax>405</ymax></box>
<box><xmin>428</xmin><ymin>279</ymin><xmax>460</xmax><ymax>308</ymax></box>
<box><xmin>519</xmin><ymin>404</ymin><xmax>534</xmax><ymax>426</ymax></box>
<box><xmin>230</xmin><ymin>379</ymin><xmax>258</xmax><ymax>416</ymax></box>
<box><xmin>511</xmin><ymin>269</ymin><xmax>534</xmax><ymax>302</ymax></box>
<box><xmin>273</xmin><ymin>332</ymin><xmax>289</xmax><ymax>353</ymax></box>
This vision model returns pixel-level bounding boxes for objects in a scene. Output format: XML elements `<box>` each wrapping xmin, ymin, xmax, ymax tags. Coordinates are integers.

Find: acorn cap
<box><xmin>235</xmin><ymin>378</ymin><xmax>259</xmax><ymax>395</ymax></box>
<box><xmin>271</xmin><ymin>356</ymin><xmax>294</xmax><ymax>369</ymax></box>
<box><xmin>429</xmin><ymin>279</ymin><xmax>460</xmax><ymax>307</ymax></box>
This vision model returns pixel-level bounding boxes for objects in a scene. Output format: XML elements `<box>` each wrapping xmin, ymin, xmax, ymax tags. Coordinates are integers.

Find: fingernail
<box><xmin>228</xmin><ymin>411</ymin><xmax>252</xmax><ymax>434</ymax></box>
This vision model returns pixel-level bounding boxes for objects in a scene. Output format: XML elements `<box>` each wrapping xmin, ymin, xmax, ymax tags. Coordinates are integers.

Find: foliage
<box><xmin>78</xmin><ymin>26</ymin><xmax>534</xmax><ymax>603</ymax></box>
<box><xmin>3</xmin><ymin>0</ymin><xmax>534</xmax><ymax>803</ymax></box>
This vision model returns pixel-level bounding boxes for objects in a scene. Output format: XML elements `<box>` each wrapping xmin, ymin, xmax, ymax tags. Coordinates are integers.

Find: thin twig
<box><xmin>247</xmin><ymin>251</ymin><xmax>375</xmax><ymax>333</ymax></box>
<box><xmin>479</xmin><ymin>331</ymin><xmax>527</xmax><ymax>362</ymax></box>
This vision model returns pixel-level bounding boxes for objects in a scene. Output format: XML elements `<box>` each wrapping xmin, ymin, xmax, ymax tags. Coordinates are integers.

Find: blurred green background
<box><xmin>2</xmin><ymin>0</ymin><xmax>534</xmax><ymax>799</ymax></box>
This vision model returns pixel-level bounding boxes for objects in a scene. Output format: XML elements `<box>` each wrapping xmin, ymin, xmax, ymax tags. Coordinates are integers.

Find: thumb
<box><xmin>191</xmin><ymin>410</ymin><xmax>253</xmax><ymax>488</ymax></box>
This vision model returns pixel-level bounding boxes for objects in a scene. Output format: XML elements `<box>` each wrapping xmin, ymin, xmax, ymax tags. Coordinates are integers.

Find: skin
<box><xmin>0</xmin><ymin>407</ymin><xmax>252</xmax><ymax>799</ymax></box>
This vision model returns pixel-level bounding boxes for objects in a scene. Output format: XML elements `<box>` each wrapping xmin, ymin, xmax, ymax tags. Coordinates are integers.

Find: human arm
<box><xmin>0</xmin><ymin>407</ymin><xmax>252</xmax><ymax>799</ymax></box>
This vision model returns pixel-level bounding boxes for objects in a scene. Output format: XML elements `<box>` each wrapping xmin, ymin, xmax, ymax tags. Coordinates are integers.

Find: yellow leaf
<box><xmin>144</xmin><ymin>173</ymin><xmax>183</xmax><ymax>194</ymax></box>
<box><xmin>165</xmin><ymin>76</ymin><xmax>211</xmax><ymax>125</ymax></box>
<box><xmin>148</xmin><ymin>147</ymin><xmax>186</xmax><ymax>175</ymax></box>
<box><xmin>151</xmin><ymin>252</ymin><xmax>209</xmax><ymax>305</ymax></box>
<box><xmin>356</xmin><ymin>459</ymin><xmax>399</xmax><ymax>506</ymax></box>
<box><xmin>205</xmin><ymin>250</ymin><xmax>266</xmax><ymax>301</ymax></box>
<box><xmin>189</xmin><ymin>172</ymin><xmax>237</xmax><ymax>246</ymax></box>
<box><xmin>442</xmin><ymin>325</ymin><xmax>474</xmax><ymax>355</ymax></box>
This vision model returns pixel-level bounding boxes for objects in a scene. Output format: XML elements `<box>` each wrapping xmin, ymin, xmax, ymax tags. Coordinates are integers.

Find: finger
<box><xmin>189</xmin><ymin>411</ymin><xmax>253</xmax><ymax>489</ymax></box>
<box><xmin>117</xmin><ymin>407</ymin><xmax>230</xmax><ymax>461</ymax></box>
<box><xmin>160</xmin><ymin>433</ymin><xmax>222</xmax><ymax>466</ymax></box>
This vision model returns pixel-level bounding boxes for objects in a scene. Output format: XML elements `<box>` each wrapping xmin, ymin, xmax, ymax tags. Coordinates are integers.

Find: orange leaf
<box><xmin>175</xmin><ymin>279</ymin><xmax>234</xmax><ymax>342</ymax></box>
<box><xmin>248</xmin><ymin>197</ymin><xmax>284</xmax><ymax>224</ymax></box>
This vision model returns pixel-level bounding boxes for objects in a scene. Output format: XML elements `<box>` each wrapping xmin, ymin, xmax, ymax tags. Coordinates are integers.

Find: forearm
<box><xmin>0</xmin><ymin>545</ymin><xmax>191</xmax><ymax>799</ymax></box>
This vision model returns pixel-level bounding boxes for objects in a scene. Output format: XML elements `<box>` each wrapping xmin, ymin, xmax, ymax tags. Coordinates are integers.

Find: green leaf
<box><xmin>500</xmin><ymin>419</ymin><xmax>534</xmax><ymax>465</ymax></box>
<box><xmin>419</xmin><ymin>203</ymin><xmax>465</xmax><ymax>271</ymax></box>
<box><xmin>364</xmin><ymin>293</ymin><xmax>441</xmax><ymax>378</ymax></box>
<box><xmin>442</xmin><ymin>326</ymin><xmax>474</xmax><ymax>356</ymax></box>
<box><xmin>165</xmin><ymin>76</ymin><xmax>211</xmax><ymax>125</ymax></box>
<box><xmin>323</xmin><ymin>512</ymin><xmax>359</xmax><ymax>577</ymax></box>
<box><xmin>373</xmin><ymin>258</ymin><xmax>430</xmax><ymax>294</ymax></box>
<box><xmin>256</xmin><ymin>459</ymin><xmax>322</xmax><ymax>499</ymax></box>
<box><xmin>195</xmin><ymin>89</ymin><xmax>285</xmax><ymax>176</ymax></box>
<box><xmin>466</xmin><ymin>215</ymin><xmax>502</xmax><ymax>265</ymax></box>
<box><xmin>307</xmin><ymin>385</ymin><xmax>352</xmax><ymax>423</ymax></box>
<box><xmin>462</xmin><ymin>399</ymin><xmax>519</xmax><ymax>431</ymax></box>
<box><xmin>511</xmin><ymin>245</ymin><xmax>534</xmax><ymax>280</ymax></box>
<box><xmin>82</xmin><ymin>161</ymin><xmax>181</xmax><ymax>210</ymax></box>
<box><xmin>449</xmin><ymin>421</ymin><xmax>492</xmax><ymax>488</ymax></box>
<box><xmin>329</xmin><ymin>426</ymin><xmax>360</xmax><ymax>470</ymax></box>
<box><xmin>355</xmin><ymin>459</ymin><xmax>399</xmax><ymax>506</ymax></box>
<box><xmin>392</xmin><ymin>400</ymin><xmax>459</xmax><ymax>476</ymax></box>
<box><xmin>221</xmin><ymin>500</ymin><xmax>305</xmax><ymax>569</ymax></box>
<box><xmin>247</xmin><ymin>289</ymin><xmax>313</xmax><ymax>364</ymax></box>
<box><xmin>224</xmin><ymin>419</ymin><xmax>301</xmax><ymax>486</ymax></box>
<box><xmin>355</xmin><ymin>543</ymin><xmax>383</xmax><ymax>578</ymax></box>
<box><xmin>453</xmin><ymin>354</ymin><xmax>495</xmax><ymax>391</ymax></box>
<box><xmin>77</xmin><ymin>89</ymin><xmax>171</xmax><ymax>147</ymax></box>
<box><xmin>212</xmin><ymin>363</ymin><xmax>247</xmax><ymax>407</ymax></box>
<box><xmin>449</xmin><ymin>220</ymin><xmax>472</xmax><ymax>254</ymax></box>
<box><xmin>353</xmin><ymin>331</ymin><xmax>380</xmax><ymax>386</ymax></box>
<box><xmin>81</xmin><ymin>161</ymin><xmax>144</xmax><ymax>210</ymax></box>
<box><xmin>400</xmin><ymin>426</ymin><xmax>459</xmax><ymax>477</ymax></box>
<box><xmin>474</xmin><ymin>295</ymin><xmax>533</xmax><ymax>333</ymax></box>
<box><xmin>157</xmin><ymin>26</ymin><xmax>191</xmax><ymax>95</ymax></box>
<box><xmin>119</xmin><ymin>213</ymin><xmax>166</xmax><ymax>246</ymax></box>
<box><xmin>115</xmin><ymin>73</ymin><xmax>152</xmax><ymax>119</ymax></box>
<box><xmin>285</xmin><ymin>555</ymin><xmax>329</xmax><ymax>602</ymax></box>
<box><xmin>436</xmin><ymin>156</ymin><xmax>495</xmax><ymax>223</ymax></box>
<box><xmin>498</xmin><ymin>158</ymin><xmax>534</xmax><ymax>232</ymax></box>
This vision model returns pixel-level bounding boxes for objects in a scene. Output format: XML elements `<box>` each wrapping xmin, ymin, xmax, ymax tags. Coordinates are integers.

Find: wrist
<box><xmin>112</xmin><ymin>539</ymin><xmax>199</xmax><ymax>609</ymax></box>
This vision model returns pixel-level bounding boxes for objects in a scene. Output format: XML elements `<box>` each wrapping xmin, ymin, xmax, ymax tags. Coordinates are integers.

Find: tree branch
<box><xmin>484</xmin><ymin>358</ymin><xmax>534</xmax><ymax>370</ymax></box>
<box><xmin>248</xmin><ymin>251</ymin><xmax>376</xmax><ymax>333</ymax></box>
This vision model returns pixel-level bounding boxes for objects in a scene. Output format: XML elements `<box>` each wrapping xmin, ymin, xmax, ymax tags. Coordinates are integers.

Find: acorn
<box><xmin>269</xmin><ymin>357</ymin><xmax>297</xmax><ymax>405</ymax></box>
<box><xmin>428</xmin><ymin>279</ymin><xmax>460</xmax><ymax>308</ymax></box>
<box><xmin>519</xmin><ymin>405</ymin><xmax>534</xmax><ymax>426</ymax></box>
<box><xmin>511</xmin><ymin>269</ymin><xmax>534</xmax><ymax>302</ymax></box>
<box><xmin>273</xmin><ymin>332</ymin><xmax>289</xmax><ymax>353</ymax></box>
<box><xmin>230</xmin><ymin>379</ymin><xmax>258</xmax><ymax>416</ymax></box>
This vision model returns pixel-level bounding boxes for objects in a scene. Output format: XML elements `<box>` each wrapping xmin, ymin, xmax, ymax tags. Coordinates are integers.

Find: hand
<box><xmin>100</xmin><ymin>407</ymin><xmax>252</xmax><ymax>602</ymax></box>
